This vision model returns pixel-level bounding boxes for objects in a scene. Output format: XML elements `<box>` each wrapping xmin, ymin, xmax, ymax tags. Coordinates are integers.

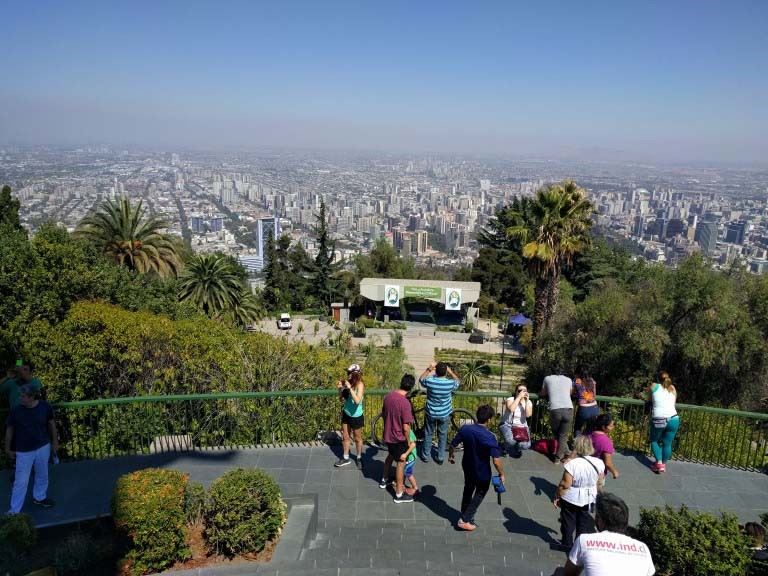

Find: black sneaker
<box><xmin>33</xmin><ymin>497</ymin><xmax>55</xmax><ymax>508</ymax></box>
<box><xmin>355</xmin><ymin>458</ymin><xmax>362</xmax><ymax>470</ymax></box>
<box><xmin>393</xmin><ymin>493</ymin><xmax>414</xmax><ymax>504</ymax></box>
<box><xmin>379</xmin><ymin>477</ymin><xmax>388</xmax><ymax>489</ymax></box>
<box><xmin>334</xmin><ymin>458</ymin><xmax>352</xmax><ymax>468</ymax></box>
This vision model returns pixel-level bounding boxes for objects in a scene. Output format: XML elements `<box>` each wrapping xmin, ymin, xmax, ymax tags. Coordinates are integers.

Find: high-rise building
<box><xmin>666</xmin><ymin>219</ymin><xmax>685</xmax><ymax>239</ymax></box>
<box><xmin>413</xmin><ymin>230</ymin><xmax>428</xmax><ymax>255</ymax></box>
<box><xmin>256</xmin><ymin>217</ymin><xmax>281</xmax><ymax>267</ymax></box>
<box><xmin>725</xmin><ymin>221</ymin><xmax>747</xmax><ymax>245</ymax></box>
<box><xmin>209</xmin><ymin>216</ymin><xmax>224</xmax><ymax>233</ymax></box>
<box><xmin>694</xmin><ymin>221</ymin><xmax>718</xmax><ymax>255</ymax></box>
<box><xmin>190</xmin><ymin>215</ymin><xmax>204</xmax><ymax>234</ymax></box>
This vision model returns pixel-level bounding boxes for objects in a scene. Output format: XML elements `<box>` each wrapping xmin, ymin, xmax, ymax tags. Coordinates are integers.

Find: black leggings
<box><xmin>559</xmin><ymin>499</ymin><xmax>595</xmax><ymax>549</ymax></box>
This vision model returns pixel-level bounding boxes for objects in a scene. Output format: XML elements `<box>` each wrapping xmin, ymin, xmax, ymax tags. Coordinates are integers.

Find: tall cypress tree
<box><xmin>312</xmin><ymin>200</ymin><xmax>341</xmax><ymax>310</ymax></box>
<box><xmin>0</xmin><ymin>185</ymin><xmax>22</xmax><ymax>230</ymax></box>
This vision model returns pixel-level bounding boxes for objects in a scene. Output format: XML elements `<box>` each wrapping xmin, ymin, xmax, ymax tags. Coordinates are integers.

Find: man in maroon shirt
<box><xmin>379</xmin><ymin>374</ymin><xmax>415</xmax><ymax>503</ymax></box>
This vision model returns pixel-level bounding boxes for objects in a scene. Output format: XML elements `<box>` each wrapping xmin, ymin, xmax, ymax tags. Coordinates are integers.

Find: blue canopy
<box><xmin>508</xmin><ymin>313</ymin><xmax>532</xmax><ymax>326</ymax></box>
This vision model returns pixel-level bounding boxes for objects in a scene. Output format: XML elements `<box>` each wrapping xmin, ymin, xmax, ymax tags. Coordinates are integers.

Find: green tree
<box><xmin>75</xmin><ymin>196</ymin><xmax>183</xmax><ymax>278</ymax></box>
<box><xmin>0</xmin><ymin>185</ymin><xmax>22</xmax><ymax>230</ymax></box>
<box><xmin>287</xmin><ymin>242</ymin><xmax>315</xmax><ymax>311</ymax></box>
<box><xmin>178</xmin><ymin>253</ymin><xmax>248</xmax><ymax>319</ymax></box>
<box><xmin>262</xmin><ymin>234</ymin><xmax>292</xmax><ymax>311</ymax></box>
<box><xmin>311</xmin><ymin>201</ymin><xmax>341</xmax><ymax>310</ymax></box>
<box><xmin>506</xmin><ymin>181</ymin><xmax>594</xmax><ymax>347</ymax></box>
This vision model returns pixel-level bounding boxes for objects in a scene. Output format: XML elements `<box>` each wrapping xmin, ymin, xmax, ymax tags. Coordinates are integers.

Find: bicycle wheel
<box><xmin>370</xmin><ymin>413</ymin><xmax>386</xmax><ymax>449</ymax></box>
<box><xmin>449</xmin><ymin>408</ymin><xmax>476</xmax><ymax>451</ymax></box>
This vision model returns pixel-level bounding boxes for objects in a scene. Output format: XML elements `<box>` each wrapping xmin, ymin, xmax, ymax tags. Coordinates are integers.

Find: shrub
<box><xmin>53</xmin><ymin>531</ymin><xmax>113</xmax><ymax>575</ymax></box>
<box><xmin>637</xmin><ymin>505</ymin><xmax>750</xmax><ymax>576</ymax></box>
<box><xmin>112</xmin><ymin>468</ymin><xmax>190</xmax><ymax>575</ymax></box>
<box><xmin>204</xmin><ymin>468</ymin><xmax>285</xmax><ymax>557</ymax></box>
<box><xmin>0</xmin><ymin>513</ymin><xmax>36</xmax><ymax>552</ymax></box>
<box><xmin>0</xmin><ymin>514</ymin><xmax>36</xmax><ymax>575</ymax></box>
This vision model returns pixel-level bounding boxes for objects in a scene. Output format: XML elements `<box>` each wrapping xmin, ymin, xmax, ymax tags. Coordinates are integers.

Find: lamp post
<box><xmin>499</xmin><ymin>309</ymin><xmax>511</xmax><ymax>387</ymax></box>
<box><xmin>499</xmin><ymin>300</ymin><xmax>525</xmax><ymax>388</ymax></box>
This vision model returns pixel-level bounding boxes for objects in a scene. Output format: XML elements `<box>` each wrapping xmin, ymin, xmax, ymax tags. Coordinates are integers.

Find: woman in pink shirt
<box><xmin>588</xmin><ymin>413</ymin><xmax>619</xmax><ymax>487</ymax></box>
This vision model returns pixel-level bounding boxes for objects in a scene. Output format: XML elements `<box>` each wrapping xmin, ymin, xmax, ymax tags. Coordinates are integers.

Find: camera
<box><xmin>341</xmin><ymin>384</ymin><xmax>351</xmax><ymax>399</ymax></box>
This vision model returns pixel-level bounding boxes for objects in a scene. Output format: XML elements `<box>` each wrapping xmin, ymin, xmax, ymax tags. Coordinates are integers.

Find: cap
<box><xmin>347</xmin><ymin>363</ymin><xmax>361</xmax><ymax>374</ymax></box>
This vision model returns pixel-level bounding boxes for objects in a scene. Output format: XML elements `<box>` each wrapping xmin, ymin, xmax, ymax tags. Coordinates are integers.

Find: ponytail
<box><xmin>660</xmin><ymin>371</ymin><xmax>673</xmax><ymax>391</ymax></box>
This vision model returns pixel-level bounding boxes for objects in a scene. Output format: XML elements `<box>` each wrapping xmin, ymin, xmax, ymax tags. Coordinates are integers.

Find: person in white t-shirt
<box><xmin>564</xmin><ymin>493</ymin><xmax>655</xmax><ymax>576</ymax></box>
<box><xmin>499</xmin><ymin>385</ymin><xmax>533</xmax><ymax>457</ymax></box>
<box><xmin>553</xmin><ymin>435</ymin><xmax>605</xmax><ymax>549</ymax></box>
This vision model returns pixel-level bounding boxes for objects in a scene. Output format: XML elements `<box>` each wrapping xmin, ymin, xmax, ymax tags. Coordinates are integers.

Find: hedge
<box><xmin>637</xmin><ymin>505</ymin><xmax>751</xmax><ymax>576</ymax></box>
<box><xmin>204</xmin><ymin>468</ymin><xmax>285</xmax><ymax>557</ymax></box>
<box><xmin>112</xmin><ymin>468</ymin><xmax>190</xmax><ymax>575</ymax></box>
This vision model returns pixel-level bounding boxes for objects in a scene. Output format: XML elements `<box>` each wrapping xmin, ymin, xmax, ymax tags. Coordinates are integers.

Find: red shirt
<box><xmin>382</xmin><ymin>390</ymin><xmax>414</xmax><ymax>444</ymax></box>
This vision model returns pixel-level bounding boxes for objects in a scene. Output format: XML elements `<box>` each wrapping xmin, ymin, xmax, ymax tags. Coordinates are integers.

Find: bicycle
<box><xmin>369</xmin><ymin>389</ymin><xmax>475</xmax><ymax>450</ymax></box>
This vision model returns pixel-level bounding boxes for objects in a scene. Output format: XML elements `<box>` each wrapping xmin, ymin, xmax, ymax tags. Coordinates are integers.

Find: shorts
<box><xmin>341</xmin><ymin>412</ymin><xmax>364</xmax><ymax>430</ymax></box>
<box><xmin>404</xmin><ymin>460</ymin><xmax>415</xmax><ymax>477</ymax></box>
<box><xmin>387</xmin><ymin>441</ymin><xmax>409</xmax><ymax>461</ymax></box>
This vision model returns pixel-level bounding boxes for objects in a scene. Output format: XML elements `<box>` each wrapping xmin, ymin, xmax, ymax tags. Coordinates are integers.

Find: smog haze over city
<box><xmin>2</xmin><ymin>1</ymin><xmax>768</xmax><ymax>274</ymax></box>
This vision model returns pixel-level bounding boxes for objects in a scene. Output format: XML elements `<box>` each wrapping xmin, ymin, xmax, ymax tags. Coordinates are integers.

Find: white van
<box><xmin>278</xmin><ymin>313</ymin><xmax>292</xmax><ymax>330</ymax></box>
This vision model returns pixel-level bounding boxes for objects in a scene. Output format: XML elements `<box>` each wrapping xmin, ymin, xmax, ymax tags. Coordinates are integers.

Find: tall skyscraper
<box><xmin>725</xmin><ymin>221</ymin><xmax>747</xmax><ymax>245</ymax></box>
<box><xmin>694</xmin><ymin>221</ymin><xmax>718</xmax><ymax>255</ymax></box>
<box><xmin>256</xmin><ymin>217</ymin><xmax>281</xmax><ymax>267</ymax></box>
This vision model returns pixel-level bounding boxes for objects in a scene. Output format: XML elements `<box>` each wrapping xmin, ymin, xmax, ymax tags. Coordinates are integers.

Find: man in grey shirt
<box><xmin>541</xmin><ymin>372</ymin><xmax>574</xmax><ymax>462</ymax></box>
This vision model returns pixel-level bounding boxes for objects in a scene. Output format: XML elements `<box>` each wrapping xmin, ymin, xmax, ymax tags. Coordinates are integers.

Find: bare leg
<box><xmin>382</xmin><ymin>454</ymin><xmax>393</xmax><ymax>482</ymax></box>
<box><xmin>341</xmin><ymin>422</ymin><xmax>351</xmax><ymax>459</ymax></box>
<box><xmin>395</xmin><ymin>460</ymin><xmax>406</xmax><ymax>496</ymax></box>
<box><xmin>353</xmin><ymin>428</ymin><xmax>364</xmax><ymax>460</ymax></box>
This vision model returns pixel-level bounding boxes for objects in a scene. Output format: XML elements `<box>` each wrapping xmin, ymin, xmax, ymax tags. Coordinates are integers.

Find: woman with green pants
<box><xmin>646</xmin><ymin>371</ymin><xmax>680</xmax><ymax>473</ymax></box>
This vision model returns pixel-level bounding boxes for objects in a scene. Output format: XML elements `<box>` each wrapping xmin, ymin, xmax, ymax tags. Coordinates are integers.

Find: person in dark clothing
<box><xmin>449</xmin><ymin>404</ymin><xmax>505</xmax><ymax>531</ymax></box>
<box><xmin>5</xmin><ymin>384</ymin><xmax>58</xmax><ymax>514</ymax></box>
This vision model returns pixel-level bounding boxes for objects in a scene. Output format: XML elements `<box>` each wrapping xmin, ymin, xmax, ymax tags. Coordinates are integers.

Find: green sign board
<box><xmin>403</xmin><ymin>286</ymin><xmax>442</xmax><ymax>299</ymax></box>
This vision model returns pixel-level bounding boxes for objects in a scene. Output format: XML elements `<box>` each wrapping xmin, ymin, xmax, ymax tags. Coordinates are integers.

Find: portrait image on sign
<box><xmin>384</xmin><ymin>285</ymin><xmax>401</xmax><ymax>307</ymax></box>
<box><xmin>445</xmin><ymin>288</ymin><xmax>462</xmax><ymax>310</ymax></box>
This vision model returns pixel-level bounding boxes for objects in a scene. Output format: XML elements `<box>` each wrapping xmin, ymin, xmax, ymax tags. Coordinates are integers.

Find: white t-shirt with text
<box><xmin>568</xmin><ymin>531</ymin><xmax>655</xmax><ymax>576</ymax></box>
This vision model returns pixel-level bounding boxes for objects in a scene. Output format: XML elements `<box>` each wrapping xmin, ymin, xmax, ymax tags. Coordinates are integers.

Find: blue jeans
<box><xmin>419</xmin><ymin>415</ymin><xmax>449</xmax><ymax>462</ymax></box>
<box><xmin>650</xmin><ymin>415</ymin><xmax>681</xmax><ymax>463</ymax></box>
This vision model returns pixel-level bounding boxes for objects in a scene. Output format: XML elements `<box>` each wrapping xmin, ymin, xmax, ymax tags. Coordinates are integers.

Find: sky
<box><xmin>2</xmin><ymin>0</ymin><xmax>767</xmax><ymax>164</ymax></box>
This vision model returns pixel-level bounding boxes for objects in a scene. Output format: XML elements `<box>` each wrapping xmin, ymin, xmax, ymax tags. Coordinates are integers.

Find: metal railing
<box><xmin>2</xmin><ymin>390</ymin><xmax>767</xmax><ymax>472</ymax></box>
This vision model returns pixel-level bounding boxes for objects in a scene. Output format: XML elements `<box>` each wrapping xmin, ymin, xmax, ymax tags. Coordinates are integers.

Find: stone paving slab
<box><xmin>0</xmin><ymin>446</ymin><xmax>768</xmax><ymax>537</ymax></box>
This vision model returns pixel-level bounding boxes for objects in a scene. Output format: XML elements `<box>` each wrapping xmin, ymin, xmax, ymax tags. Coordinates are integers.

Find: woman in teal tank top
<box><xmin>335</xmin><ymin>365</ymin><xmax>365</xmax><ymax>469</ymax></box>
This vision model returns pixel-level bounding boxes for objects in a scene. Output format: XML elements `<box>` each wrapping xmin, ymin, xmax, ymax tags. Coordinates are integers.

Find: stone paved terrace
<box><xmin>3</xmin><ymin>445</ymin><xmax>768</xmax><ymax>576</ymax></box>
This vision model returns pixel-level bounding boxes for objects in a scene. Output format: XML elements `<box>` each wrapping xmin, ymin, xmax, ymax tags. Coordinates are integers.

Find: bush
<box><xmin>637</xmin><ymin>505</ymin><xmax>751</xmax><ymax>576</ymax></box>
<box><xmin>0</xmin><ymin>514</ymin><xmax>36</xmax><ymax>575</ymax></box>
<box><xmin>53</xmin><ymin>531</ymin><xmax>113</xmax><ymax>575</ymax></box>
<box><xmin>112</xmin><ymin>468</ymin><xmax>190</xmax><ymax>575</ymax></box>
<box><xmin>0</xmin><ymin>513</ymin><xmax>36</xmax><ymax>552</ymax></box>
<box><xmin>204</xmin><ymin>468</ymin><xmax>285</xmax><ymax>557</ymax></box>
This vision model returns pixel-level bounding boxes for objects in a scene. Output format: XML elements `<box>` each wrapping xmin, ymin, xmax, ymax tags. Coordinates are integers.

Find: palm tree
<box><xmin>75</xmin><ymin>196</ymin><xmax>182</xmax><ymax>278</ymax></box>
<box><xmin>507</xmin><ymin>181</ymin><xmax>593</xmax><ymax>347</ymax></box>
<box><xmin>457</xmin><ymin>360</ymin><xmax>491</xmax><ymax>392</ymax></box>
<box><xmin>220</xmin><ymin>287</ymin><xmax>263</xmax><ymax>328</ymax></box>
<box><xmin>178</xmin><ymin>253</ymin><xmax>246</xmax><ymax>318</ymax></box>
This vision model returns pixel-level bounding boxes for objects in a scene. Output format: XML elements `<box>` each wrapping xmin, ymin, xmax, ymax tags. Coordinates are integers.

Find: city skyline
<box><xmin>2</xmin><ymin>1</ymin><xmax>768</xmax><ymax>165</ymax></box>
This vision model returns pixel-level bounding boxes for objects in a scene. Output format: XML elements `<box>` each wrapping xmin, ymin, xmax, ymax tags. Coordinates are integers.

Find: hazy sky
<box><xmin>2</xmin><ymin>1</ymin><xmax>767</xmax><ymax>163</ymax></box>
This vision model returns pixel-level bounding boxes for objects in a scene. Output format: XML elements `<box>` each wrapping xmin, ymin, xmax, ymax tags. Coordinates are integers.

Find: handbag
<box><xmin>511</xmin><ymin>426</ymin><xmax>530</xmax><ymax>443</ymax></box>
<box><xmin>652</xmin><ymin>417</ymin><xmax>669</xmax><ymax>429</ymax></box>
